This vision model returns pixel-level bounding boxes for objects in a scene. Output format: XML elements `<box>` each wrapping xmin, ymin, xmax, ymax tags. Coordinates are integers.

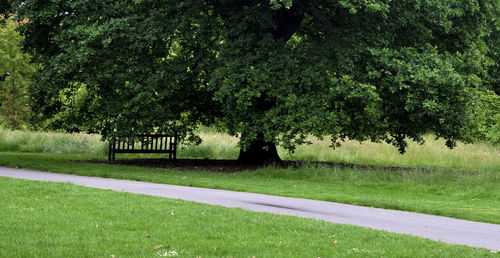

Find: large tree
<box><xmin>15</xmin><ymin>0</ymin><xmax>499</xmax><ymax>163</ymax></box>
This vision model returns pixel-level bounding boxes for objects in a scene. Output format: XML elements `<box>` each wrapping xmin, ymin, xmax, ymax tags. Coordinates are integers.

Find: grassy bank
<box><xmin>1</xmin><ymin>128</ymin><xmax>499</xmax><ymax>173</ymax></box>
<box><xmin>0</xmin><ymin>177</ymin><xmax>496</xmax><ymax>257</ymax></box>
<box><xmin>1</xmin><ymin>152</ymin><xmax>499</xmax><ymax>225</ymax></box>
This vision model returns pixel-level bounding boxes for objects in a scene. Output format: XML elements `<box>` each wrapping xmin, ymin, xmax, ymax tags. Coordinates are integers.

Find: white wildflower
<box><xmin>155</xmin><ymin>249</ymin><xmax>178</xmax><ymax>257</ymax></box>
<box><xmin>347</xmin><ymin>248</ymin><xmax>371</xmax><ymax>254</ymax></box>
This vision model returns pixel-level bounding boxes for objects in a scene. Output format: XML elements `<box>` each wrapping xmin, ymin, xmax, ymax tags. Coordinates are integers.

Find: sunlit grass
<box><xmin>0</xmin><ymin>127</ymin><xmax>498</xmax><ymax>173</ymax></box>
<box><xmin>183</xmin><ymin>128</ymin><xmax>499</xmax><ymax>173</ymax></box>
<box><xmin>178</xmin><ymin>129</ymin><xmax>239</xmax><ymax>160</ymax></box>
<box><xmin>0</xmin><ymin>129</ymin><xmax>106</xmax><ymax>155</ymax></box>
<box><xmin>288</xmin><ymin>135</ymin><xmax>499</xmax><ymax>173</ymax></box>
<box><xmin>1</xmin><ymin>152</ymin><xmax>499</xmax><ymax>224</ymax></box>
<box><xmin>0</xmin><ymin>177</ymin><xmax>496</xmax><ymax>257</ymax></box>
<box><xmin>1</xmin><ymin>129</ymin><xmax>498</xmax><ymax>256</ymax></box>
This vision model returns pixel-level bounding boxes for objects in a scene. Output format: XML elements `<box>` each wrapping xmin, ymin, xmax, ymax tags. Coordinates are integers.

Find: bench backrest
<box><xmin>108</xmin><ymin>134</ymin><xmax>177</xmax><ymax>161</ymax></box>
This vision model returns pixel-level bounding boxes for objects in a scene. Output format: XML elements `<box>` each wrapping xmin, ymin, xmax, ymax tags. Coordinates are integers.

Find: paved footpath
<box><xmin>1</xmin><ymin>166</ymin><xmax>499</xmax><ymax>251</ymax></box>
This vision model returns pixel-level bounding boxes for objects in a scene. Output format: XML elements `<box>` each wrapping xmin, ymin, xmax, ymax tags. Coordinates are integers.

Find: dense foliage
<box><xmin>0</xmin><ymin>0</ymin><xmax>10</xmax><ymax>18</ymax></box>
<box><xmin>469</xmin><ymin>89</ymin><xmax>500</xmax><ymax>145</ymax></box>
<box><xmin>0</xmin><ymin>16</ymin><xmax>33</xmax><ymax>129</ymax></box>
<box><xmin>13</xmin><ymin>0</ymin><xmax>500</xmax><ymax>162</ymax></box>
<box><xmin>484</xmin><ymin>1</ymin><xmax>500</xmax><ymax>94</ymax></box>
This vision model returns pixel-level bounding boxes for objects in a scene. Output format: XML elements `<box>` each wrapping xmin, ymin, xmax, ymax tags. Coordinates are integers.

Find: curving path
<box><xmin>1</xmin><ymin>166</ymin><xmax>499</xmax><ymax>251</ymax></box>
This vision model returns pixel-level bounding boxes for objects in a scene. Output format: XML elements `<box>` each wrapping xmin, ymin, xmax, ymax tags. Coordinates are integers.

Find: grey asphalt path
<box><xmin>1</xmin><ymin>167</ymin><xmax>499</xmax><ymax>251</ymax></box>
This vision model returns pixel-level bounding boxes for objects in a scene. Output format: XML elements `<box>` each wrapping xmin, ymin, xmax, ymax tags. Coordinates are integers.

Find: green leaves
<box><xmin>467</xmin><ymin>89</ymin><xmax>500</xmax><ymax>145</ymax></box>
<box><xmin>0</xmin><ymin>17</ymin><xmax>33</xmax><ymax>129</ymax></box>
<box><xmin>366</xmin><ymin>46</ymin><xmax>477</xmax><ymax>151</ymax></box>
<box><xmin>269</xmin><ymin>0</ymin><xmax>293</xmax><ymax>9</ymax></box>
<box><xmin>338</xmin><ymin>0</ymin><xmax>391</xmax><ymax>15</ymax></box>
<box><xmin>17</xmin><ymin>0</ymin><xmax>499</xmax><ymax>156</ymax></box>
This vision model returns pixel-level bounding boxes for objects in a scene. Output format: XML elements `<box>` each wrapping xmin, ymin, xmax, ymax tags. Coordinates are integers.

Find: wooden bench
<box><xmin>108</xmin><ymin>134</ymin><xmax>177</xmax><ymax>161</ymax></box>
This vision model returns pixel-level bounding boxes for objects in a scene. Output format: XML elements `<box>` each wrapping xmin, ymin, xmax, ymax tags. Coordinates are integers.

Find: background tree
<box><xmin>0</xmin><ymin>16</ymin><xmax>33</xmax><ymax>129</ymax></box>
<box><xmin>484</xmin><ymin>1</ymin><xmax>500</xmax><ymax>94</ymax></box>
<box><xmin>468</xmin><ymin>89</ymin><xmax>500</xmax><ymax>145</ymax></box>
<box><xmin>17</xmin><ymin>0</ymin><xmax>499</xmax><ymax>163</ymax></box>
<box><xmin>0</xmin><ymin>0</ymin><xmax>11</xmax><ymax>18</ymax></box>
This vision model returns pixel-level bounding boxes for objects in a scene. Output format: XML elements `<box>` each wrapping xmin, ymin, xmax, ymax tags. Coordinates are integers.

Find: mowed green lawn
<box><xmin>0</xmin><ymin>177</ymin><xmax>497</xmax><ymax>257</ymax></box>
<box><xmin>1</xmin><ymin>151</ymin><xmax>499</xmax><ymax>225</ymax></box>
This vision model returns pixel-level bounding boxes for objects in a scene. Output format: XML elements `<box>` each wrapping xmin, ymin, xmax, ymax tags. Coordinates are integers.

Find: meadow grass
<box><xmin>0</xmin><ymin>129</ymin><xmax>107</xmax><ymax>154</ymax></box>
<box><xmin>288</xmin><ymin>136</ymin><xmax>499</xmax><ymax>173</ymax></box>
<box><xmin>0</xmin><ymin>176</ymin><xmax>496</xmax><ymax>257</ymax></box>
<box><xmin>1</xmin><ymin>152</ymin><xmax>499</xmax><ymax>225</ymax></box>
<box><xmin>183</xmin><ymin>128</ymin><xmax>500</xmax><ymax>173</ymax></box>
<box><xmin>1</xmin><ymin>128</ymin><xmax>498</xmax><ymax>173</ymax></box>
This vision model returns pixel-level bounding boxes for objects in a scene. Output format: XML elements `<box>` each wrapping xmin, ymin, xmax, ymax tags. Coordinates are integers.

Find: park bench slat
<box><xmin>108</xmin><ymin>134</ymin><xmax>177</xmax><ymax>161</ymax></box>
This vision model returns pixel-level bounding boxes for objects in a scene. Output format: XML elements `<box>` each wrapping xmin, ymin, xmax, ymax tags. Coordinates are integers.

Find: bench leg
<box><xmin>108</xmin><ymin>143</ymin><xmax>112</xmax><ymax>162</ymax></box>
<box><xmin>108</xmin><ymin>140</ymin><xmax>116</xmax><ymax>162</ymax></box>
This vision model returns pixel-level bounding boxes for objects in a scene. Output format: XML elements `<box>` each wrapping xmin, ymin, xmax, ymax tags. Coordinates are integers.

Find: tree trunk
<box><xmin>238</xmin><ymin>135</ymin><xmax>281</xmax><ymax>165</ymax></box>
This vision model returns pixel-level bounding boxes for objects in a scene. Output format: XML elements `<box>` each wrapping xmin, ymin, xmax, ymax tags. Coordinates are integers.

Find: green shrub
<box><xmin>469</xmin><ymin>90</ymin><xmax>500</xmax><ymax>145</ymax></box>
<box><xmin>0</xmin><ymin>16</ymin><xmax>34</xmax><ymax>129</ymax></box>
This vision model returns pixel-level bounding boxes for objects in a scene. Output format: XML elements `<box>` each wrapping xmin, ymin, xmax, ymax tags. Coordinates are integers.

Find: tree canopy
<box><xmin>13</xmin><ymin>0</ymin><xmax>500</xmax><ymax>163</ymax></box>
<box><xmin>0</xmin><ymin>16</ymin><xmax>33</xmax><ymax>129</ymax></box>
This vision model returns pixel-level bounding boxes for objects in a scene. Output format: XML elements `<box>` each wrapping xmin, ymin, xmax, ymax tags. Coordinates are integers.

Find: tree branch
<box><xmin>308</xmin><ymin>6</ymin><xmax>333</xmax><ymax>35</ymax></box>
<box><xmin>272</xmin><ymin>5</ymin><xmax>304</xmax><ymax>41</ymax></box>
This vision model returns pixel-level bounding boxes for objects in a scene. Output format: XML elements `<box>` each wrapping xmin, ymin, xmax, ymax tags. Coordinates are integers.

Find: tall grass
<box><xmin>1</xmin><ymin>128</ymin><xmax>498</xmax><ymax>172</ymax></box>
<box><xmin>0</xmin><ymin>129</ymin><xmax>107</xmax><ymax>155</ymax></box>
<box><xmin>178</xmin><ymin>129</ymin><xmax>239</xmax><ymax>159</ymax></box>
<box><xmin>288</xmin><ymin>136</ymin><xmax>500</xmax><ymax>172</ymax></box>
<box><xmin>183</xmin><ymin>127</ymin><xmax>499</xmax><ymax>173</ymax></box>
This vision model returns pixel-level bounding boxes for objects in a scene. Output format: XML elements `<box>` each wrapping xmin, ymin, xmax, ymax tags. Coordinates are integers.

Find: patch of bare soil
<box><xmin>81</xmin><ymin>158</ymin><xmax>438</xmax><ymax>173</ymax></box>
